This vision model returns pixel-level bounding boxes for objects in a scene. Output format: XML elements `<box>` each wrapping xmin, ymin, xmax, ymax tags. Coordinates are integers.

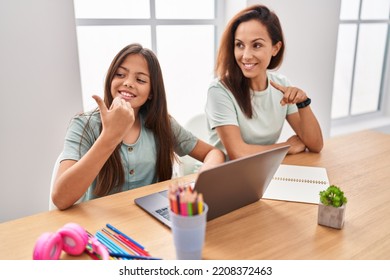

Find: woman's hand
<box><xmin>270</xmin><ymin>80</ymin><xmax>308</xmax><ymax>105</ymax></box>
<box><xmin>286</xmin><ymin>135</ymin><xmax>306</xmax><ymax>154</ymax></box>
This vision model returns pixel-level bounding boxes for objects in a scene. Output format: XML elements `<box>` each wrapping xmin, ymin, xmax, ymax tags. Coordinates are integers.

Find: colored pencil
<box><xmin>187</xmin><ymin>201</ymin><xmax>193</xmax><ymax>216</ymax></box>
<box><xmin>169</xmin><ymin>183</ymin><xmax>205</xmax><ymax>216</ymax></box>
<box><xmin>109</xmin><ymin>252</ymin><xmax>162</xmax><ymax>260</ymax></box>
<box><xmin>95</xmin><ymin>231</ymin><xmax>127</xmax><ymax>255</ymax></box>
<box><xmin>198</xmin><ymin>193</ymin><xmax>204</xmax><ymax>214</ymax></box>
<box><xmin>180</xmin><ymin>202</ymin><xmax>188</xmax><ymax>216</ymax></box>
<box><xmin>169</xmin><ymin>193</ymin><xmax>179</xmax><ymax>214</ymax></box>
<box><xmin>101</xmin><ymin>228</ymin><xmax>139</xmax><ymax>255</ymax></box>
<box><xmin>187</xmin><ymin>190</ymin><xmax>197</xmax><ymax>216</ymax></box>
<box><xmin>84</xmin><ymin>249</ymin><xmax>100</xmax><ymax>260</ymax></box>
<box><xmin>176</xmin><ymin>193</ymin><xmax>180</xmax><ymax>212</ymax></box>
<box><xmin>106</xmin><ymin>223</ymin><xmax>145</xmax><ymax>250</ymax></box>
<box><xmin>116</xmin><ymin>234</ymin><xmax>150</xmax><ymax>256</ymax></box>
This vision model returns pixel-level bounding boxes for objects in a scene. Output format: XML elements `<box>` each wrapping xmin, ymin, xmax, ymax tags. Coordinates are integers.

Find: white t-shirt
<box><xmin>205</xmin><ymin>71</ymin><xmax>298</xmax><ymax>154</ymax></box>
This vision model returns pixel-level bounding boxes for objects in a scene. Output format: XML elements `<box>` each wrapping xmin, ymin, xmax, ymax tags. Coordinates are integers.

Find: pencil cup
<box><xmin>169</xmin><ymin>203</ymin><xmax>208</xmax><ymax>260</ymax></box>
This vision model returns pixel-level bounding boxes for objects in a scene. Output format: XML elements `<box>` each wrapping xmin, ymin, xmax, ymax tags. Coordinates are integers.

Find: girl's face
<box><xmin>110</xmin><ymin>54</ymin><xmax>151</xmax><ymax>112</ymax></box>
<box><xmin>234</xmin><ymin>19</ymin><xmax>281</xmax><ymax>83</ymax></box>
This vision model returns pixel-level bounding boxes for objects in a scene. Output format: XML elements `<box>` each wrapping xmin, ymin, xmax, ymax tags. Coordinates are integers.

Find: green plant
<box><xmin>319</xmin><ymin>185</ymin><xmax>347</xmax><ymax>207</ymax></box>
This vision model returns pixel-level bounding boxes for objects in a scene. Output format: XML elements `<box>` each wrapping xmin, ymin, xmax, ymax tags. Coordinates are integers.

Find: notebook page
<box><xmin>263</xmin><ymin>164</ymin><xmax>329</xmax><ymax>204</ymax></box>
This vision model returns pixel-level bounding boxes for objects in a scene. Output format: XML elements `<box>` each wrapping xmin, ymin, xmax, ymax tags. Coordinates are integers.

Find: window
<box><xmin>73</xmin><ymin>0</ymin><xmax>224</xmax><ymax>126</ymax></box>
<box><xmin>331</xmin><ymin>0</ymin><xmax>390</xmax><ymax>119</ymax></box>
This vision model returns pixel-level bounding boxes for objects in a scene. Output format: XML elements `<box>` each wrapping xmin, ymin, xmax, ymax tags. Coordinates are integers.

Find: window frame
<box><xmin>331</xmin><ymin>0</ymin><xmax>390</xmax><ymax>127</ymax></box>
<box><xmin>75</xmin><ymin>0</ymin><xmax>225</xmax><ymax>55</ymax></box>
<box><xmin>73</xmin><ymin>0</ymin><xmax>225</xmax><ymax>125</ymax></box>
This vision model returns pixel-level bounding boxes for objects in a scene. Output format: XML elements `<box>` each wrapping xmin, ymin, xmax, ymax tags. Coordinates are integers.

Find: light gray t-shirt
<box><xmin>205</xmin><ymin>71</ymin><xmax>298</xmax><ymax>154</ymax></box>
<box><xmin>60</xmin><ymin>111</ymin><xmax>197</xmax><ymax>201</ymax></box>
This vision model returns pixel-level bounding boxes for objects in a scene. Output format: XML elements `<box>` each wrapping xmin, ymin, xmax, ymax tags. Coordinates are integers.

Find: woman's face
<box><xmin>234</xmin><ymin>19</ymin><xmax>281</xmax><ymax>82</ymax></box>
<box><xmin>110</xmin><ymin>54</ymin><xmax>151</xmax><ymax>112</ymax></box>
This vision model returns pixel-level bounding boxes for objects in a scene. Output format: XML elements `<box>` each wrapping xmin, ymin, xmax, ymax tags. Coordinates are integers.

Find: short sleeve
<box><xmin>170</xmin><ymin>117</ymin><xmax>198</xmax><ymax>156</ymax></box>
<box><xmin>205</xmin><ymin>80</ymin><xmax>239</xmax><ymax>130</ymax></box>
<box><xmin>287</xmin><ymin>103</ymin><xmax>298</xmax><ymax>115</ymax></box>
<box><xmin>60</xmin><ymin>113</ymin><xmax>101</xmax><ymax>162</ymax></box>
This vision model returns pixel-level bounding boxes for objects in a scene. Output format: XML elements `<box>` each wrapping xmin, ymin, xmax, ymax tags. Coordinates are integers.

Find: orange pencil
<box><xmin>186</xmin><ymin>184</ymin><xmax>193</xmax><ymax>193</ymax></box>
<box><xmin>169</xmin><ymin>193</ymin><xmax>179</xmax><ymax>214</ymax></box>
<box><xmin>168</xmin><ymin>183</ymin><xmax>181</xmax><ymax>214</ymax></box>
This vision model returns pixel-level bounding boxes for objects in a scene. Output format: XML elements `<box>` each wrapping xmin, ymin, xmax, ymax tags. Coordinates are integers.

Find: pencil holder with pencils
<box><xmin>168</xmin><ymin>184</ymin><xmax>208</xmax><ymax>260</ymax></box>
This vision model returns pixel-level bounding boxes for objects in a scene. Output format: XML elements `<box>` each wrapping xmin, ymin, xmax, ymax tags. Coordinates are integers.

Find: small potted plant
<box><xmin>318</xmin><ymin>185</ymin><xmax>347</xmax><ymax>229</ymax></box>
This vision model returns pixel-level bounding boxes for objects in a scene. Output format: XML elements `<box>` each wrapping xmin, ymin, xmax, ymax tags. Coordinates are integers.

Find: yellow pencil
<box><xmin>197</xmin><ymin>193</ymin><xmax>203</xmax><ymax>214</ymax></box>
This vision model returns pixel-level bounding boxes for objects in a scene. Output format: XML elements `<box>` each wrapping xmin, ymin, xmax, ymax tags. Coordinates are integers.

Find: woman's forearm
<box><xmin>297</xmin><ymin>106</ymin><xmax>323</xmax><ymax>152</ymax></box>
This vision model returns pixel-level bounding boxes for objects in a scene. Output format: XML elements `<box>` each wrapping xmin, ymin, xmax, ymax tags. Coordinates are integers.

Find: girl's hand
<box><xmin>270</xmin><ymin>80</ymin><xmax>308</xmax><ymax>106</ymax></box>
<box><xmin>92</xmin><ymin>95</ymin><xmax>135</xmax><ymax>143</ymax></box>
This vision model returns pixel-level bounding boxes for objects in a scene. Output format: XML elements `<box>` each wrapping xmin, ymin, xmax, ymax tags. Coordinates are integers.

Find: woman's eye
<box><xmin>235</xmin><ymin>42</ymin><xmax>244</xmax><ymax>48</ymax></box>
<box><xmin>253</xmin><ymin>43</ymin><xmax>262</xmax><ymax>49</ymax></box>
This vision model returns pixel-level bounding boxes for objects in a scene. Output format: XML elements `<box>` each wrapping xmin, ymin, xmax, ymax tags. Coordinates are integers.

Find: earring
<box><xmin>32</xmin><ymin>222</ymin><xmax>109</xmax><ymax>260</ymax></box>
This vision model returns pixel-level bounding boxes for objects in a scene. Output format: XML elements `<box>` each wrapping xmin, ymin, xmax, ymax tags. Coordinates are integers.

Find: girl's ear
<box><xmin>272</xmin><ymin>41</ymin><xmax>282</xmax><ymax>57</ymax></box>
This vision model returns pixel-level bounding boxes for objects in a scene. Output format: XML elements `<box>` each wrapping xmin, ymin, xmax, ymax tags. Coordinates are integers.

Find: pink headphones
<box><xmin>33</xmin><ymin>222</ymin><xmax>109</xmax><ymax>260</ymax></box>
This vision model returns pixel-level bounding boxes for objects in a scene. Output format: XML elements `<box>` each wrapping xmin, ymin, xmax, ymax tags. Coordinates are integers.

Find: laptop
<box><xmin>134</xmin><ymin>145</ymin><xmax>289</xmax><ymax>228</ymax></box>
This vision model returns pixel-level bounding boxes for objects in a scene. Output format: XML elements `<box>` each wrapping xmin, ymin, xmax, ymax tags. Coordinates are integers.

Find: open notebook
<box><xmin>263</xmin><ymin>164</ymin><xmax>329</xmax><ymax>204</ymax></box>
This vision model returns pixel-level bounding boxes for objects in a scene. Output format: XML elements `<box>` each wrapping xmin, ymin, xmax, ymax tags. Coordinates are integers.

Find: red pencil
<box><xmin>116</xmin><ymin>234</ymin><xmax>151</xmax><ymax>256</ymax></box>
<box><xmin>179</xmin><ymin>190</ymin><xmax>189</xmax><ymax>216</ymax></box>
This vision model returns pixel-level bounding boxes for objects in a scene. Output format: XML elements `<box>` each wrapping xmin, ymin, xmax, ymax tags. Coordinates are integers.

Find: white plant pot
<box><xmin>317</xmin><ymin>202</ymin><xmax>346</xmax><ymax>229</ymax></box>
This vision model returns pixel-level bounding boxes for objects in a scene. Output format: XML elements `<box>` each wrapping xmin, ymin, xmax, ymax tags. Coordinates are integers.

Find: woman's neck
<box><xmin>250</xmin><ymin>73</ymin><xmax>268</xmax><ymax>91</ymax></box>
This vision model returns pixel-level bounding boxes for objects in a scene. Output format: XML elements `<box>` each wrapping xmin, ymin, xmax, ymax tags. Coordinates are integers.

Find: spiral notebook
<box><xmin>263</xmin><ymin>164</ymin><xmax>329</xmax><ymax>204</ymax></box>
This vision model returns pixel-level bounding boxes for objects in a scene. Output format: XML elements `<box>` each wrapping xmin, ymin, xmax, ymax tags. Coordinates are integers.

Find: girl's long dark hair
<box><xmin>216</xmin><ymin>5</ymin><xmax>285</xmax><ymax>118</ymax></box>
<box><xmin>81</xmin><ymin>43</ymin><xmax>175</xmax><ymax>197</ymax></box>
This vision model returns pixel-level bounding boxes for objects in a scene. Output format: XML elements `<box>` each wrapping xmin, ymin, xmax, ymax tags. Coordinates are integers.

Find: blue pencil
<box><xmin>109</xmin><ymin>252</ymin><xmax>162</xmax><ymax>260</ymax></box>
<box><xmin>106</xmin><ymin>223</ymin><xmax>145</xmax><ymax>250</ymax></box>
<box><xmin>95</xmin><ymin>231</ymin><xmax>127</xmax><ymax>254</ymax></box>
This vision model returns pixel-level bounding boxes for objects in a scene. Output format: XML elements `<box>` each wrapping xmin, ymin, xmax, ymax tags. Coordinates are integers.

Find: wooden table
<box><xmin>1</xmin><ymin>130</ymin><xmax>390</xmax><ymax>260</ymax></box>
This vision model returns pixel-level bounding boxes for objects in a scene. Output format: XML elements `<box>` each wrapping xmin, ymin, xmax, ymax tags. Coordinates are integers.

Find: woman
<box><xmin>52</xmin><ymin>43</ymin><xmax>225</xmax><ymax>210</ymax></box>
<box><xmin>205</xmin><ymin>4</ymin><xmax>323</xmax><ymax>160</ymax></box>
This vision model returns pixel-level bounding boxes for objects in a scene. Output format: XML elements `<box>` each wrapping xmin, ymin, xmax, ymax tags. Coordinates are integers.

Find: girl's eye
<box><xmin>137</xmin><ymin>78</ymin><xmax>147</xmax><ymax>84</ymax></box>
<box><xmin>115</xmin><ymin>73</ymin><xmax>125</xmax><ymax>78</ymax></box>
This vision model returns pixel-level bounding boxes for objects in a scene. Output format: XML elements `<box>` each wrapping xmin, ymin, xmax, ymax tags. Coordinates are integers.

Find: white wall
<box><xmin>0</xmin><ymin>0</ymin><xmax>340</xmax><ymax>223</ymax></box>
<box><xmin>0</xmin><ymin>0</ymin><xmax>83</xmax><ymax>222</ymax></box>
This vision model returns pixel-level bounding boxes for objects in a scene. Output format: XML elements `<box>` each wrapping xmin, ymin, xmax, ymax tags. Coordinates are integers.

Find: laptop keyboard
<box><xmin>154</xmin><ymin>182</ymin><xmax>195</xmax><ymax>222</ymax></box>
<box><xmin>155</xmin><ymin>206</ymin><xmax>170</xmax><ymax>221</ymax></box>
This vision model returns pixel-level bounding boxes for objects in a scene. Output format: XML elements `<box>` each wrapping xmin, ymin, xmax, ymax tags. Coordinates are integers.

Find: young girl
<box><xmin>205</xmin><ymin>5</ymin><xmax>323</xmax><ymax>160</ymax></box>
<box><xmin>52</xmin><ymin>43</ymin><xmax>225</xmax><ymax>210</ymax></box>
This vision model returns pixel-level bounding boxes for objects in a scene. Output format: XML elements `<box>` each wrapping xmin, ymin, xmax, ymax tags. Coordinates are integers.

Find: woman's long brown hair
<box><xmin>81</xmin><ymin>43</ymin><xmax>175</xmax><ymax>197</ymax></box>
<box><xmin>215</xmin><ymin>5</ymin><xmax>285</xmax><ymax>118</ymax></box>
